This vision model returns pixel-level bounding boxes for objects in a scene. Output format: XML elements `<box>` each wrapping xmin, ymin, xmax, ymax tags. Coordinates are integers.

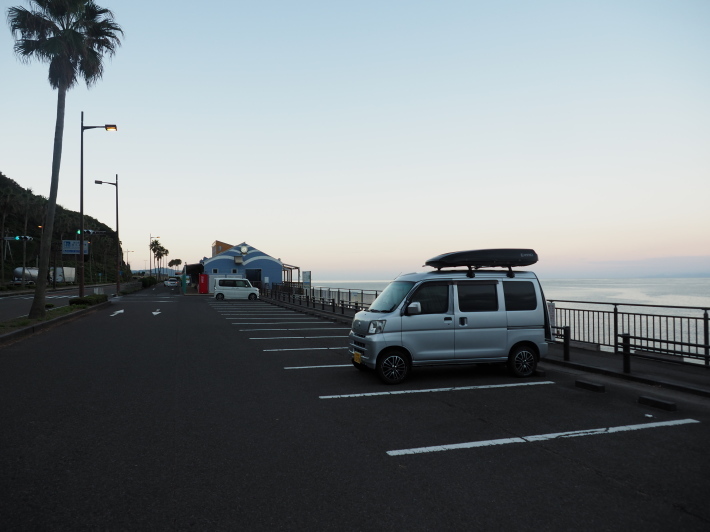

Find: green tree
<box><xmin>7</xmin><ymin>0</ymin><xmax>123</xmax><ymax>318</ymax></box>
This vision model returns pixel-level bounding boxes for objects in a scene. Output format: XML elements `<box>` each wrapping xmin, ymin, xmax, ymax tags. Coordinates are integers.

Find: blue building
<box><xmin>200</xmin><ymin>241</ymin><xmax>284</xmax><ymax>291</ymax></box>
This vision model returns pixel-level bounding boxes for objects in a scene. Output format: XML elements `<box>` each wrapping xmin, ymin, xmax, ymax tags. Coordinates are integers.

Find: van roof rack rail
<box><xmin>424</xmin><ymin>249</ymin><xmax>538</xmax><ymax>278</ymax></box>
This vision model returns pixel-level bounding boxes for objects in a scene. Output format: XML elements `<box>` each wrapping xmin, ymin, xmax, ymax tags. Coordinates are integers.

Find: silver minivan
<box><xmin>348</xmin><ymin>249</ymin><xmax>551</xmax><ymax>384</ymax></box>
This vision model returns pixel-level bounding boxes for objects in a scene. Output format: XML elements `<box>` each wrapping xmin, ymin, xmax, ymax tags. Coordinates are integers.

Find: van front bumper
<box><xmin>349</xmin><ymin>331</ymin><xmax>388</xmax><ymax>369</ymax></box>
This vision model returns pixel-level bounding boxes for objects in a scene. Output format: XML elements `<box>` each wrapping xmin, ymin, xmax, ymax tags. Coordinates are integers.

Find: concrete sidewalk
<box><xmin>262</xmin><ymin>295</ymin><xmax>710</xmax><ymax>399</ymax></box>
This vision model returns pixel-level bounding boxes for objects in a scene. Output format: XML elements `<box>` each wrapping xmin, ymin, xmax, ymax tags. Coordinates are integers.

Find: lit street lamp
<box><xmin>95</xmin><ymin>174</ymin><xmax>120</xmax><ymax>296</ymax></box>
<box><xmin>80</xmin><ymin>112</ymin><xmax>117</xmax><ymax>297</ymax></box>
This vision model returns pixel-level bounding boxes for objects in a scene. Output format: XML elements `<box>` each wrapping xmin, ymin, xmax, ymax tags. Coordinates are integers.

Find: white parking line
<box><xmin>219</xmin><ymin>313</ymin><xmax>293</xmax><ymax>316</ymax></box>
<box><xmin>285</xmin><ymin>364</ymin><xmax>352</xmax><ymax>369</ymax></box>
<box><xmin>250</xmin><ymin>336</ymin><xmax>348</xmax><ymax>340</ymax></box>
<box><xmin>233</xmin><ymin>321</ymin><xmax>324</xmax><ymax>325</ymax></box>
<box><xmin>320</xmin><ymin>381</ymin><xmax>554</xmax><ymax>399</ymax></box>
<box><xmin>239</xmin><ymin>328</ymin><xmax>351</xmax><ymax>331</ymax></box>
<box><xmin>386</xmin><ymin>419</ymin><xmax>701</xmax><ymax>456</ymax></box>
<box><xmin>227</xmin><ymin>317</ymin><xmax>316</xmax><ymax>320</ymax></box>
<box><xmin>263</xmin><ymin>347</ymin><xmax>349</xmax><ymax>352</ymax></box>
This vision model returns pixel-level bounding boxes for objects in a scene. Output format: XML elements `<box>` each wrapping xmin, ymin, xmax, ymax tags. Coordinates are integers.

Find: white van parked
<box><xmin>213</xmin><ymin>278</ymin><xmax>259</xmax><ymax>301</ymax></box>
<box><xmin>349</xmin><ymin>249</ymin><xmax>551</xmax><ymax>384</ymax></box>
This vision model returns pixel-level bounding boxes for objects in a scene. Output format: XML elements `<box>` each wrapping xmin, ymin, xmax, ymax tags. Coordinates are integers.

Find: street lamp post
<box><xmin>80</xmin><ymin>111</ymin><xmax>117</xmax><ymax>297</ymax></box>
<box><xmin>125</xmin><ymin>250</ymin><xmax>134</xmax><ymax>270</ymax></box>
<box><xmin>95</xmin><ymin>174</ymin><xmax>120</xmax><ymax>295</ymax></box>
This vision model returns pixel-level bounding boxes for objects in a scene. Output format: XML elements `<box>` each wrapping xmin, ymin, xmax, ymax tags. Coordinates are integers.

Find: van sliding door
<box><xmin>454</xmin><ymin>281</ymin><xmax>507</xmax><ymax>360</ymax></box>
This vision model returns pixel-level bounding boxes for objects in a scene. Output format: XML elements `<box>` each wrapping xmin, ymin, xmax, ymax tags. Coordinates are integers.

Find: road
<box><xmin>1</xmin><ymin>286</ymin><xmax>710</xmax><ymax>531</ymax></box>
<box><xmin>0</xmin><ymin>285</ymin><xmax>116</xmax><ymax>322</ymax></box>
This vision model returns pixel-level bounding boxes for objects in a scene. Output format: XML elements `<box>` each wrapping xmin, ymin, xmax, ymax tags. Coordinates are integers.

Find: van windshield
<box><xmin>368</xmin><ymin>281</ymin><xmax>415</xmax><ymax>312</ymax></box>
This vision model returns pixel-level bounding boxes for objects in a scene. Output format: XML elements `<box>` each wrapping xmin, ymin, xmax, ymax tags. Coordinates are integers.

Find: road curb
<box><xmin>0</xmin><ymin>300</ymin><xmax>113</xmax><ymax>347</ymax></box>
<box><xmin>542</xmin><ymin>358</ymin><xmax>710</xmax><ymax>399</ymax></box>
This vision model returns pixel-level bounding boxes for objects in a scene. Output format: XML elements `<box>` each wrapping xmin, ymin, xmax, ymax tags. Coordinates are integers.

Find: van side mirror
<box><xmin>406</xmin><ymin>301</ymin><xmax>421</xmax><ymax>315</ymax></box>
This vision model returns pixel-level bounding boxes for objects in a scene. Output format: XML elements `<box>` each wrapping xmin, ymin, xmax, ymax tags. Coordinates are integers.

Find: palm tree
<box><xmin>149</xmin><ymin>239</ymin><xmax>161</xmax><ymax>278</ymax></box>
<box><xmin>8</xmin><ymin>0</ymin><xmax>123</xmax><ymax>318</ymax></box>
<box><xmin>154</xmin><ymin>245</ymin><xmax>168</xmax><ymax>281</ymax></box>
<box><xmin>168</xmin><ymin>258</ymin><xmax>182</xmax><ymax>275</ymax></box>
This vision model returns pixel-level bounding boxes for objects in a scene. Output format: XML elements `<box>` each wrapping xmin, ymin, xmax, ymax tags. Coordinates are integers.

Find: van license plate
<box><xmin>353</xmin><ymin>352</ymin><xmax>362</xmax><ymax>364</ymax></box>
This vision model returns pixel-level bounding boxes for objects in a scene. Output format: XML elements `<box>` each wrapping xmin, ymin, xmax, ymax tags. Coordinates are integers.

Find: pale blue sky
<box><xmin>2</xmin><ymin>0</ymin><xmax>708</xmax><ymax>279</ymax></box>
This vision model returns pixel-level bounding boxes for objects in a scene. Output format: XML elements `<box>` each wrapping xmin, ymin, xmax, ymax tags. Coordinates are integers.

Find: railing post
<box><xmin>563</xmin><ymin>326</ymin><xmax>570</xmax><ymax>361</ymax></box>
<box><xmin>340</xmin><ymin>300</ymin><xmax>345</xmax><ymax>314</ymax></box>
<box><xmin>613</xmin><ymin>304</ymin><xmax>619</xmax><ymax>355</ymax></box>
<box><xmin>621</xmin><ymin>333</ymin><xmax>631</xmax><ymax>374</ymax></box>
<box><xmin>332</xmin><ymin>298</ymin><xmax>335</xmax><ymax>312</ymax></box>
<box><xmin>704</xmin><ymin>309</ymin><xmax>709</xmax><ymax>368</ymax></box>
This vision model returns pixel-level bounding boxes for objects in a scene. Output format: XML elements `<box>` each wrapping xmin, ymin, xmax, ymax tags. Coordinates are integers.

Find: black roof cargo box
<box><xmin>425</xmin><ymin>249</ymin><xmax>538</xmax><ymax>270</ymax></box>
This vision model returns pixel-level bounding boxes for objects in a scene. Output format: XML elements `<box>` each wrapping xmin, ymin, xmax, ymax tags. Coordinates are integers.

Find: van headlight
<box><xmin>368</xmin><ymin>320</ymin><xmax>386</xmax><ymax>334</ymax></box>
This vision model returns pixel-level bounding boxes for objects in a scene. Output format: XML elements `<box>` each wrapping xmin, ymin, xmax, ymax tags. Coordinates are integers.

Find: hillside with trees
<box><xmin>0</xmin><ymin>170</ymin><xmax>126</xmax><ymax>287</ymax></box>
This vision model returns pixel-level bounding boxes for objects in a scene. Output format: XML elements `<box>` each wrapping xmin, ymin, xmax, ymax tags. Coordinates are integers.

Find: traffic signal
<box><xmin>14</xmin><ymin>236</ymin><xmax>33</xmax><ymax>241</ymax></box>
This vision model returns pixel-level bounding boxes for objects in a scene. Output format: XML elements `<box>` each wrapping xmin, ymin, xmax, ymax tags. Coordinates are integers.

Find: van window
<box><xmin>219</xmin><ymin>279</ymin><xmax>237</xmax><ymax>287</ymax></box>
<box><xmin>236</xmin><ymin>280</ymin><xmax>248</xmax><ymax>287</ymax></box>
<box><xmin>457</xmin><ymin>282</ymin><xmax>498</xmax><ymax>312</ymax></box>
<box><xmin>410</xmin><ymin>282</ymin><xmax>449</xmax><ymax>314</ymax></box>
<box><xmin>503</xmin><ymin>281</ymin><xmax>537</xmax><ymax>311</ymax></box>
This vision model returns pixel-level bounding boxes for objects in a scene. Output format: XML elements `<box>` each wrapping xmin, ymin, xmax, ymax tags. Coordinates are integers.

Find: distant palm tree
<box><xmin>149</xmin><ymin>239</ymin><xmax>161</xmax><ymax>277</ymax></box>
<box><xmin>154</xmin><ymin>245</ymin><xmax>168</xmax><ymax>281</ymax></box>
<box><xmin>168</xmin><ymin>258</ymin><xmax>182</xmax><ymax>274</ymax></box>
<box><xmin>7</xmin><ymin>0</ymin><xmax>123</xmax><ymax>318</ymax></box>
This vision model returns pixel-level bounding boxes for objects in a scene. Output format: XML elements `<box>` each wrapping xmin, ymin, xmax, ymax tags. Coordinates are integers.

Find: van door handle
<box><xmin>444</xmin><ymin>317</ymin><xmax>453</xmax><ymax>322</ymax></box>
<box><xmin>459</xmin><ymin>317</ymin><xmax>468</xmax><ymax>326</ymax></box>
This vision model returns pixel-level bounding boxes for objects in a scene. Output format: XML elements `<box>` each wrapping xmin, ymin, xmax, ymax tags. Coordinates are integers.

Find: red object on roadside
<box><xmin>198</xmin><ymin>274</ymin><xmax>209</xmax><ymax>294</ymax></box>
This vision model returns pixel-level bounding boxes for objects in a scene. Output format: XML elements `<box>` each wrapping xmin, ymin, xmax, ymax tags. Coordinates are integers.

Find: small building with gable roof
<box><xmin>200</xmin><ymin>241</ymin><xmax>283</xmax><ymax>292</ymax></box>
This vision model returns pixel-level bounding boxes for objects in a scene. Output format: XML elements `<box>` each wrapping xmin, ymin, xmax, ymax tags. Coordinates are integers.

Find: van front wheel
<box><xmin>248</xmin><ymin>293</ymin><xmax>257</xmax><ymax>301</ymax></box>
<box><xmin>376</xmin><ymin>350</ymin><xmax>410</xmax><ymax>384</ymax></box>
<box><xmin>508</xmin><ymin>345</ymin><xmax>537</xmax><ymax>378</ymax></box>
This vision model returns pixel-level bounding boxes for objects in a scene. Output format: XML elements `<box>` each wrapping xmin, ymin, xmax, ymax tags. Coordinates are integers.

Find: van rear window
<box><xmin>503</xmin><ymin>281</ymin><xmax>537</xmax><ymax>311</ymax></box>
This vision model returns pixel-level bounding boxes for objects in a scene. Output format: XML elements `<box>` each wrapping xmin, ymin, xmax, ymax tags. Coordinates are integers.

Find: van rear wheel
<box><xmin>508</xmin><ymin>345</ymin><xmax>537</xmax><ymax>378</ymax></box>
<box><xmin>216</xmin><ymin>293</ymin><xmax>225</xmax><ymax>301</ymax></box>
<box><xmin>376</xmin><ymin>350</ymin><xmax>410</xmax><ymax>384</ymax></box>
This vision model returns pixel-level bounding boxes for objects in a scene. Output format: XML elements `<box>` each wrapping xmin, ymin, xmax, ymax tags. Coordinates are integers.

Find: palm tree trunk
<box><xmin>28</xmin><ymin>83</ymin><xmax>67</xmax><ymax>319</ymax></box>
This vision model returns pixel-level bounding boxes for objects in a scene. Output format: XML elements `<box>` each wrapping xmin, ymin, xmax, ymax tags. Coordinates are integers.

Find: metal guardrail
<box><xmin>263</xmin><ymin>288</ymin><xmax>371</xmax><ymax>315</ymax></box>
<box><xmin>268</xmin><ymin>285</ymin><xmax>381</xmax><ymax>311</ymax></box>
<box><xmin>265</xmin><ymin>288</ymin><xmax>710</xmax><ymax>369</ymax></box>
<box><xmin>550</xmin><ymin>300</ymin><xmax>710</xmax><ymax>367</ymax></box>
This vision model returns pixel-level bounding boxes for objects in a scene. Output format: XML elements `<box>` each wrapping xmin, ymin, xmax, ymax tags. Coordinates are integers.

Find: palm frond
<box><xmin>8</xmin><ymin>0</ymin><xmax>123</xmax><ymax>90</ymax></box>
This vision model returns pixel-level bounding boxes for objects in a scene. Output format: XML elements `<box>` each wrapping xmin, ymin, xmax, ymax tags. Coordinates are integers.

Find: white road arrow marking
<box><xmin>110</xmin><ymin>310</ymin><xmax>124</xmax><ymax>317</ymax></box>
<box><xmin>152</xmin><ymin>309</ymin><xmax>161</xmax><ymax>316</ymax></box>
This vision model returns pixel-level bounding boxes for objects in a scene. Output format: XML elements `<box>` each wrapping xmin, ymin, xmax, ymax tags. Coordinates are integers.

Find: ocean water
<box><xmin>312</xmin><ymin>278</ymin><xmax>710</xmax><ymax>310</ymax></box>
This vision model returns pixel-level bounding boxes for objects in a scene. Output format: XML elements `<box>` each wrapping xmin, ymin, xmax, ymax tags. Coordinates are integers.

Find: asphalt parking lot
<box><xmin>2</xmin><ymin>294</ymin><xmax>709</xmax><ymax>531</ymax></box>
